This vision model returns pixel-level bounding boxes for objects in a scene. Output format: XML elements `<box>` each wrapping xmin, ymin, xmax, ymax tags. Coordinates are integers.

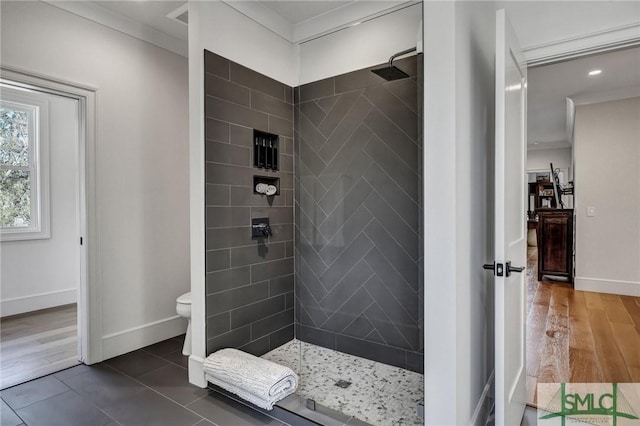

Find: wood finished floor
<box><xmin>0</xmin><ymin>304</ymin><xmax>79</xmax><ymax>390</ymax></box>
<box><xmin>526</xmin><ymin>247</ymin><xmax>640</xmax><ymax>407</ymax></box>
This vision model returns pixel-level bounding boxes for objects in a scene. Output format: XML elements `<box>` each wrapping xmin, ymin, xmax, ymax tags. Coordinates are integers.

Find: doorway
<box><xmin>0</xmin><ymin>78</ymin><xmax>88</xmax><ymax>389</ymax></box>
<box><xmin>525</xmin><ymin>46</ymin><xmax>640</xmax><ymax>406</ymax></box>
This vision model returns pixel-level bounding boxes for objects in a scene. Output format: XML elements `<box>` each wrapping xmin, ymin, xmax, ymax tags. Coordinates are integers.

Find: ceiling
<box><xmin>258</xmin><ymin>1</ymin><xmax>353</xmax><ymax>25</ymax></box>
<box><xmin>91</xmin><ymin>1</ymin><xmax>188</xmax><ymax>40</ymax></box>
<box><xmin>47</xmin><ymin>1</ymin><xmax>640</xmax><ymax>151</ymax></box>
<box><xmin>83</xmin><ymin>1</ymin><xmax>413</xmax><ymax>46</ymax></box>
<box><xmin>528</xmin><ymin>46</ymin><xmax>640</xmax><ymax>150</ymax></box>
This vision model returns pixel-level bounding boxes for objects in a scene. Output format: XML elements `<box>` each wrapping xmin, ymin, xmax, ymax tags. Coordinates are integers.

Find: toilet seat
<box><xmin>177</xmin><ymin>292</ymin><xmax>191</xmax><ymax>305</ymax></box>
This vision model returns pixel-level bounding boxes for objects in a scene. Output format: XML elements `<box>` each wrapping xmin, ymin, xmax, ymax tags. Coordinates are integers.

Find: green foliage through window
<box><xmin>0</xmin><ymin>107</ymin><xmax>29</xmax><ymax>167</ymax></box>
<box><xmin>0</xmin><ymin>170</ymin><xmax>31</xmax><ymax>227</ymax></box>
<box><xmin>0</xmin><ymin>104</ymin><xmax>32</xmax><ymax>229</ymax></box>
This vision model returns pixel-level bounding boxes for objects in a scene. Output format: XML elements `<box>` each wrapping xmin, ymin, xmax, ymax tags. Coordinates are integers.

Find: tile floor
<box><xmin>0</xmin><ymin>335</ymin><xmax>286</xmax><ymax>426</ymax></box>
<box><xmin>263</xmin><ymin>340</ymin><xmax>423</xmax><ymax>426</ymax></box>
<box><xmin>0</xmin><ymin>334</ymin><xmax>535</xmax><ymax>426</ymax></box>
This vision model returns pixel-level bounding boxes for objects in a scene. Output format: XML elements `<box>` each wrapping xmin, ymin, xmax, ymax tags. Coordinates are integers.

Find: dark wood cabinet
<box><xmin>537</xmin><ymin>209</ymin><xmax>573</xmax><ymax>284</ymax></box>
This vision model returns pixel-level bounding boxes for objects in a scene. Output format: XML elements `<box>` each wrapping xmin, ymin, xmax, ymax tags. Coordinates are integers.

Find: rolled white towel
<box><xmin>203</xmin><ymin>348</ymin><xmax>298</xmax><ymax>410</ymax></box>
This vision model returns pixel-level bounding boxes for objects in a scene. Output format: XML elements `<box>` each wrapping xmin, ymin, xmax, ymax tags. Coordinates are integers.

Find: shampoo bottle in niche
<box><xmin>272</xmin><ymin>140</ymin><xmax>278</xmax><ymax>171</ymax></box>
<box><xmin>259</xmin><ymin>138</ymin><xmax>267</xmax><ymax>168</ymax></box>
<box><xmin>254</xmin><ymin>136</ymin><xmax>260</xmax><ymax>168</ymax></box>
<box><xmin>266</xmin><ymin>140</ymin><xmax>273</xmax><ymax>169</ymax></box>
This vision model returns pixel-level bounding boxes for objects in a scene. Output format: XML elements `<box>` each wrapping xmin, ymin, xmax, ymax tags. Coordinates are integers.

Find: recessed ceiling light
<box><xmin>588</xmin><ymin>69</ymin><xmax>602</xmax><ymax>76</ymax></box>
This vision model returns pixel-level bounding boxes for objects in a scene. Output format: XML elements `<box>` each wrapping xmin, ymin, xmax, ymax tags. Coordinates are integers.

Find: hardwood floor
<box><xmin>526</xmin><ymin>247</ymin><xmax>640</xmax><ymax>406</ymax></box>
<box><xmin>0</xmin><ymin>304</ymin><xmax>79</xmax><ymax>389</ymax></box>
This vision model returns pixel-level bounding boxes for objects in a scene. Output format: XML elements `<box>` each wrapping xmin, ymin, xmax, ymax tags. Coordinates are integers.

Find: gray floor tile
<box><xmin>59</xmin><ymin>364</ymin><xmax>146</xmax><ymax>408</ymax></box>
<box><xmin>143</xmin><ymin>337</ymin><xmax>184</xmax><ymax>356</ymax></box>
<box><xmin>1</xmin><ymin>376</ymin><xmax>69</xmax><ymax>410</ymax></box>
<box><xmin>194</xmin><ymin>420</ymin><xmax>217</xmax><ymax>426</ymax></box>
<box><xmin>161</xmin><ymin>349</ymin><xmax>190</xmax><ymax>369</ymax></box>
<box><xmin>105</xmin><ymin>349</ymin><xmax>169</xmax><ymax>377</ymax></box>
<box><xmin>15</xmin><ymin>391</ymin><xmax>112</xmax><ymax>426</ymax></box>
<box><xmin>187</xmin><ymin>391</ymin><xmax>282</xmax><ymax>426</ymax></box>
<box><xmin>1</xmin><ymin>399</ymin><xmax>23</xmax><ymax>426</ymax></box>
<box><xmin>53</xmin><ymin>364</ymin><xmax>91</xmax><ymax>381</ymax></box>
<box><xmin>102</xmin><ymin>388</ymin><xmax>202</xmax><ymax>426</ymax></box>
<box><xmin>137</xmin><ymin>364</ymin><xmax>208</xmax><ymax>405</ymax></box>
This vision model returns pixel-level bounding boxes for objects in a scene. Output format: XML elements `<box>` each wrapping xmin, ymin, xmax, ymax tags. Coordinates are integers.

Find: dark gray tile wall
<box><xmin>204</xmin><ymin>50</ymin><xmax>294</xmax><ymax>357</ymax></box>
<box><xmin>294</xmin><ymin>56</ymin><xmax>424</xmax><ymax>373</ymax></box>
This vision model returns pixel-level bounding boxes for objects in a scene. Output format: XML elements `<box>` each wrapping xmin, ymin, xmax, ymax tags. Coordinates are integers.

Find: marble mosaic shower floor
<box><xmin>262</xmin><ymin>339</ymin><xmax>423</xmax><ymax>426</ymax></box>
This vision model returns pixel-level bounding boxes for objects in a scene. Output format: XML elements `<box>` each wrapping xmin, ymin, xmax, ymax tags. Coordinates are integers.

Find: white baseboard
<box><xmin>469</xmin><ymin>370</ymin><xmax>494</xmax><ymax>426</ymax></box>
<box><xmin>575</xmin><ymin>277</ymin><xmax>640</xmax><ymax>297</ymax></box>
<box><xmin>101</xmin><ymin>315</ymin><xmax>187</xmax><ymax>360</ymax></box>
<box><xmin>189</xmin><ymin>354</ymin><xmax>207</xmax><ymax>388</ymax></box>
<box><xmin>0</xmin><ymin>288</ymin><xmax>77</xmax><ymax>317</ymax></box>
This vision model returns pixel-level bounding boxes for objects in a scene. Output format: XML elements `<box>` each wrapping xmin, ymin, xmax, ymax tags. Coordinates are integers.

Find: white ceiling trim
<box><xmin>43</xmin><ymin>1</ymin><xmax>188</xmax><ymax>58</ymax></box>
<box><xmin>528</xmin><ymin>141</ymin><xmax>571</xmax><ymax>151</ymax></box>
<box><xmin>221</xmin><ymin>1</ymin><xmax>293</xmax><ymax>42</ymax></box>
<box><xmin>221</xmin><ymin>0</ymin><xmax>418</xmax><ymax>44</ymax></box>
<box><xmin>570</xmin><ymin>85</ymin><xmax>640</xmax><ymax>106</ymax></box>
<box><xmin>293</xmin><ymin>1</ymin><xmax>418</xmax><ymax>44</ymax></box>
<box><xmin>524</xmin><ymin>22</ymin><xmax>640</xmax><ymax>66</ymax></box>
<box><xmin>167</xmin><ymin>3</ymin><xmax>189</xmax><ymax>26</ymax></box>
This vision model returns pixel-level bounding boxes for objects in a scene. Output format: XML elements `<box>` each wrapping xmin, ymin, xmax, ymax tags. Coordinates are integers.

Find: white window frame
<box><xmin>0</xmin><ymin>87</ymin><xmax>50</xmax><ymax>241</ymax></box>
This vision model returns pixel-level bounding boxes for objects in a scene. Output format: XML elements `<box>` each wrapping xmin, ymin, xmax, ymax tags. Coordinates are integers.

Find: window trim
<box><xmin>0</xmin><ymin>87</ymin><xmax>50</xmax><ymax>241</ymax></box>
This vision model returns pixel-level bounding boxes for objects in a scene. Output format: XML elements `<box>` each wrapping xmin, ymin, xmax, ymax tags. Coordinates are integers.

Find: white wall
<box><xmin>500</xmin><ymin>1</ymin><xmax>640</xmax><ymax>62</ymax></box>
<box><xmin>194</xmin><ymin>1</ymin><xmax>298</xmax><ymax>87</ymax></box>
<box><xmin>1</xmin><ymin>1</ymin><xmax>190</xmax><ymax>360</ymax></box>
<box><xmin>0</xmin><ymin>90</ymin><xmax>79</xmax><ymax>317</ymax></box>
<box><xmin>298</xmin><ymin>3</ymin><xmax>422</xmax><ymax>84</ymax></box>
<box><xmin>424</xmin><ymin>2</ymin><xmax>496</xmax><ymax>425</ymax></box>
<box><xmin>527</xmin><ymin>147</ymin><xmax>572</xmax><ymax>174</ymax></box>
<box><xmin>574</xmin><ymin>97</ymin><xmax>640</xmax><ymax>296</ymax></box>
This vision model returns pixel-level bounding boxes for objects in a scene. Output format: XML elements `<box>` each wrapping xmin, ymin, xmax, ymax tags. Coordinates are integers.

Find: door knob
<box><xmin>505</xmin><ymin>261</ymin><xmax>524</xmax><ymax>277</ymax></box>
<box><xmin>483</xmin><ymin>261</ymin><xmax>524</xmax><ymax>277</ymax></box>
<box><xmin>483</xmin><ymin>262</ymin><xmax>504</xmax><ymax>276</ymax></box>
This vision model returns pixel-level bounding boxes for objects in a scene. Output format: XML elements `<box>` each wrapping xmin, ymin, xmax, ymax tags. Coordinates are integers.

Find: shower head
<box><xmin>371</xmin><ymin>66</ymin><xmax>410</xmax><ymax>81</ymax></box>
<box><xmin>371</xmin><ymin>47</ymin><xmax>417</xmax><ymax>81</ymax></box>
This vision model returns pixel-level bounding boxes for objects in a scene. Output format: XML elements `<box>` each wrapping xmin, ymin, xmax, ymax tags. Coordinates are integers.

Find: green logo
<box><xmin>539</xmin><ymin>383</ymin><xmax>639</xmax><ymax>426</ymax></box>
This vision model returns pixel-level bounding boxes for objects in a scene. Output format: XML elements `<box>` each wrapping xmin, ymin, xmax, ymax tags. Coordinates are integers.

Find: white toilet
<box><xmin>176</xmin><ymin>292</ymin><xmax>192</xmax><ymax>356</ymax></box>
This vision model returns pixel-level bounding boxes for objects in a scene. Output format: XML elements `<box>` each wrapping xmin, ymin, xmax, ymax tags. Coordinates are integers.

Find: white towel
<box><xmin>203</xmin><ymin>348</ymin><xmax>298</xmax><ymax>410</ymax></box>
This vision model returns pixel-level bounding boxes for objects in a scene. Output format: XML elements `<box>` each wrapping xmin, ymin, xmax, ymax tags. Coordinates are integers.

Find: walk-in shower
<box><xmin>203</xmin><ymin>3</ymin><xmax>423</xmax><ymax>425</ymax></box>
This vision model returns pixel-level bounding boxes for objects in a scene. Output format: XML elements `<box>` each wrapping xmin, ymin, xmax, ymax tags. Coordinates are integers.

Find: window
<box><xmin>0</xmin><ymin>87</ymin><xmax>50</xmax><ymax>241</ymax></box>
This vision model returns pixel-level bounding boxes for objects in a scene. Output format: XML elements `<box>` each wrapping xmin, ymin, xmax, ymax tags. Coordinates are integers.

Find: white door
<box><xmin>494</xmin><ymin>8</ymin><xmax>527</xmax><ymax>426</ymax></box>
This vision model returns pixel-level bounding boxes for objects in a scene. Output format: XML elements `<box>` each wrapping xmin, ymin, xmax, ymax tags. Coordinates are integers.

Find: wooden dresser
<box><xmin>536</xmin><ymin>209</ymin><xmax>574</xmax><ymax>284</ymax></box>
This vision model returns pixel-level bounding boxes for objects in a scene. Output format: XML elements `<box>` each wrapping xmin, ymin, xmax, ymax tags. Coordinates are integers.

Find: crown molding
<box><xmin>570</xmin><ymin>85</ymin><xmax>640</xmax><ymax>106</ymax></box>
<box><xmin>220</xmin><ymin>1</ymin><xmax>293</xmax><ymax>42</ymax></box>
<box><xmin>528</xmin><ymin>141</ymin><xmax>571</xmax><ymax>151</ymax></box>
<box><xmin>43</xmin><ymin>1</ymin><xmax>188</xmax><ymax>58</ymax></box>
<box><xmin>221</xmin><ymin>0</ymin><xmax>417</xmax><ymax>44</ymax></box>
<box><xmin>293</xmin><ymin>1</ymin><xmax>417</xmax><ymax>43</ymax></box>
<box><xmin>525</xmin><ymin>22</ymin><xmax>640</xmax><ymax>66</ymax></box>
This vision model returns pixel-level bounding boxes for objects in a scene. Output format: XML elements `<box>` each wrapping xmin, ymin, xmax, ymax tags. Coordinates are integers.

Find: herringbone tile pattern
<box><xmin>294</xmin><ymin>57</ymin><xmax>423</xmax><ymax>371</ymax></box>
